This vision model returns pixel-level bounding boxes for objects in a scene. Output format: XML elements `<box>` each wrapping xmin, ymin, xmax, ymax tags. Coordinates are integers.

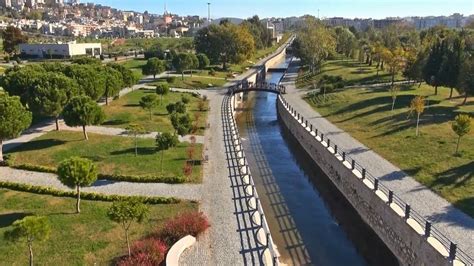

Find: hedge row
<box><xmin>0</xmin><ymin>181</ymin><xmax>180</xmax><ymax>204</ymax></box>
<box><xmin>8</xmin><ymin>163</ymin><xmax>186</xmax><ymax>184</ymax></box>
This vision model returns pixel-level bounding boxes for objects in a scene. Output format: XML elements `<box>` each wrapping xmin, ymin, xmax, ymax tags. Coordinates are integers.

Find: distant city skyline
<box><xmin>89</xmin><ymin>0</ymin><xmax>473</xmax><ymax>19</ymax></box>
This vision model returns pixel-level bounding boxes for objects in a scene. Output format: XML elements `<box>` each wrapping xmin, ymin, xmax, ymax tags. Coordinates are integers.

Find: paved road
<box><xmin>281</xmin><ymin>58</ymin><xmax>474</xmax><ymax>258</ymax></box>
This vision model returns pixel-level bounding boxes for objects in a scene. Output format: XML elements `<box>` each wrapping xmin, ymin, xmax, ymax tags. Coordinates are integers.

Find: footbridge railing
<box><xmin>227</xmin><ymin>81</ymin><xmax>286</xmax><ymax>95</ymax></box>
<box><xmin>222</xmin><ymin>92</ymin><xmax>281</xmax><ymax>265</ymax></box>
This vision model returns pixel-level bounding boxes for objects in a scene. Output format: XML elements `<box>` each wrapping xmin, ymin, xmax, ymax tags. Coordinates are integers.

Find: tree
<box><xmin>241</xmin><ymin>15</ymin><xmax>273</xmax><ymax>49</ymax></box>
<box><xmin>166</xmin><ymin>102</ymin><xmax>176</xmax><ymax>114</ymax></box>
<box><xmin>423</xmin><ymin>40</ymin><xmax>445</xmax><ymax>95</ymax></box>
<box><xmin>62</xmin><ymin>96</ymin><xmax>105</xmax><ymax>140</ymax></box>
<box><xmin>107</xmin><ymin>199</ymin><xmax>149</xmax><ymax>257</ymax></box>
<box><xmin>389</xmin><ymin>85</ymin><xmax>400</xmax><ymax>112</ymax></box>
<box><xmin>196</xmin><ymin>53</ymin><xmax>210</xmax><ymax>69</ymax></box>
<box><xmin>64</xmin><ymin>64</ymin><xmax>106</xmax><ymax>101</ymax></box>
<box><xmin>181</xmin><ymin>95</ymin><xmax>190</xmax><ymax>105</ymax></box>
<box><xmin>155</xmin><ymin>83</ymin><xmax>170</xmax><ymax>105</ymax></box>
<box><xmin>4</xmin><ymin>216</ymin><xmax>50</xmax><ymax>266</ymax></box>
<box><xmin>108</xmin><ymin>63</ymin><xmax>140</xmax><ymax>88</ymax></box>
<box><xmin>458</xmin><ymin>56</ymin><xmax>474</xmax><ymax>105</ymax></box>
<box><xmin>57</xmin><ymin>157</ymin><xmax>98</xmax><ymax>213</ymax></box>
<box><xmin>142</xmin><ymin>57</ymin><xmax>166</xmax><ymax>79</ymax></box>
<box><xmin>103</xmin><ymin>66</ymin><xmax>124</xmax><ymax>105</ymax></box>
<box><xmin>156</xmin><ymin>132</ymin><xmax>179</xmax><ymax>172</ymax></box>
<box><xmin>170</xmin><ymin>113</ymin><xmax>192</xmax><ymax>136</ymax></box>
<box><xmin>410</xmin><ymin>96</ymin><xmax>425</xmax><ymax>137</ymax></box>
<box><xmin>2</xmin><ymin>26</ymin><xmax>28</xmax><ymax>56</ymax></box>
<box><xmin>195</xmin><ymin>23</ymin><xmax>255</xmax><ymax>70</ymax></box>
<box><xmin>380</xmin><ymin>46</ymin><xmax>406</xmax><ymax>87</ymax></box>
<box><xmin>451</xmin><ymin>114</ymin><xmax>471</xmax><ymax>154</ymax></box>
<box><xmin>126</xmin><ymin>124</ymin><xmax>146</xmax><ymax>156</ymax></box>
<box><xmin>293</xmin><ymin>17</ymin><xmax>336</xmax><ymax>74</ymax></box>
<box><xmin>172</xmin><ymin>53</ymin><xmax>194</xmax><ymax>80</ymax></box>
<box><xmin>334</xmin><ymin>26</ymin><xmax>356</xmax><ymax>58</ymax></box>
<box><xmin>0</xmin><ymin>93</ymin><xmax>32</xmax><ymax>162</ymax></box>
<box><xmin>28</xmin><ymin>73</ymin><xmax>79</xmax><ymax>130</ymax></box>
<box><xmin>175</xmin><ymin>101</ymin><xmax>186</xmax><ymax>113</ymax></box>
<box><xmin>1</xmin><ymin>65</ymin><xmax>44</xmax><ymax>104</ymax></box>
<box><xmin>139</xmin><ymin>94</ymin><xmax>158</xmax><ymax>119</ymax></box>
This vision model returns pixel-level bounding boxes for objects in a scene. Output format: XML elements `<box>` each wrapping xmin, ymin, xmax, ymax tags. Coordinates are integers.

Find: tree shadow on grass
<box><xmin>102</xmin><ymin>119</ymin><xmax>129</xmax><ymax>126</ymax></box>
<box><xmin>453</xmin><ymin>197</ymin><xmax>474</xmax><ymax>219</ymax></box>
<box><xmin>123</xmin><ymin>103</ymin><xmax>140</xmax><ymax>107</ymax></box>
<box><xmin>7</xmin><ymin>139</ymin><xmax>66</xmax><ymax>153</ymax></box>
<box><xmin>432</xmin><ymin>161</ymin><xmax>474</xmax><ymax>189</ymax></box>
<box><xmin>0</xmin><ymin>212</ymin><xmax>32</xmax><ymax>228</ymax></box>
<box><xmin>109</xmin><ymin>147</ymin><xmax>156</xmax><ymax>156</ymax></box>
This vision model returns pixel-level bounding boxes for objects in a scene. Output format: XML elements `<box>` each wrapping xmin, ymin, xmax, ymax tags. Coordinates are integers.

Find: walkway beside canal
<box><xmin>280</xmin><ymin>58</ymin><xmax>474</xmax><ymax>258</ymax></box>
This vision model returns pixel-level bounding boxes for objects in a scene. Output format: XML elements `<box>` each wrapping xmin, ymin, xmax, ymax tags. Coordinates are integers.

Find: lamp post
<box><xmin>207</xmin><ymin>2</ymin><xmax>211</xmax><ymax>25</ymax></box>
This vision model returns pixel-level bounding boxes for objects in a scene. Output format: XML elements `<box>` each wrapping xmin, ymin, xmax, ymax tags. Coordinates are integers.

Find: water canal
<box><xmin>235</xmin><ymin>57</ymin><xmax>398</xmax><ymax>265</ymax></box>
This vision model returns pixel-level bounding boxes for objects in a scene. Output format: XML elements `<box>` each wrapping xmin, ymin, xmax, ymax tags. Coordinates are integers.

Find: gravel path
<box><xmin>281</xmin><ymin>58</ymin><xmax>474</xmax><ymax>258</ymax></box>
<box><xmin>0</xmin><ymin>167</ymin><xmax>202</xmax><ymax>200</ymax></box>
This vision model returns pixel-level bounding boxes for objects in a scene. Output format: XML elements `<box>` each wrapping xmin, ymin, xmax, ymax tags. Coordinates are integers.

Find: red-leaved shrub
<box><xmin>118</xmin><ymin>238</ymin><xmax>167</xmax><ymax>266</ymax></box>
<box><xmin>158</xmin><ymin>211</ymin><xmax>210</xmax><ymax>245</ymax></box>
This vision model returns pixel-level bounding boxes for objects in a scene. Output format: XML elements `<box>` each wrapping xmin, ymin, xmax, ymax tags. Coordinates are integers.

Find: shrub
<box><xmin>166</xmin><ymin>76</ymin><xmax>176</xmax><ymax>83</ymax></box>
<box><xmin>118</xmin><ymin>238</ymin><xmax>167</xmax><ymax>266</ymax></box>
<box><xmin>334</xmin><ymin>81</ymin><xmax>345</xmax><ymax>89</ymax></box>
<box><xmin>0</xmin><ymin>181</ymin><xmax>180</xmax><ymax>204</ymax></box>
<box><xmin>208</xmin><ymin>68</ymin><xmax>215</xmax><ymax>76</ymax></box>
<box><xmin>157</xmin><ymin>211</ymin><xmax>210</xmax><ymax>245</ymax></box>
<box><xmin>4</xmin><ymin>55</ymin><xmax>10</xmax><ymax>62</ymax></box>
<box><xmin>181</xmin><ymin>95</ymin><xmax>190</xmax><ymax>104</ymax></box>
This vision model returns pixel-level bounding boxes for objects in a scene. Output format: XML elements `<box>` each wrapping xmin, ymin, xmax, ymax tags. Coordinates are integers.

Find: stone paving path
<box><xmin>0</xmin><ymin>167</ymin><xmax>202</xmax><ymax>201</ymax></box>
<box><xmin>281</xmin><ymin>58</ymin><xmax>474</xmax><ymax>259</ymax></box>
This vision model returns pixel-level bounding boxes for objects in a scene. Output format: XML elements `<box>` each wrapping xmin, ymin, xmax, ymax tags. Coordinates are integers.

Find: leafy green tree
<box><xmin>107</xmin><ymin>199</ymin><xmax>149</xmax><ymax>257</ymax></box>
<box><xmin>125</xmin><ymin>124</ymin><xmax>146</xmax><ymax>156</ymax></box>
<box><xmin>2</xmin><ymin>26</ymin><xmax>28</xmax><ymax>56</ymax></box>
<box><xmin>1</xmin><ymin>65</ymin><xmax>44</xmax><ymax>103</ymax></box>
<box><xmin>156</xmin><ymin>132</ymin><xmax>179</xmax><ymax>172</ymax></box>
<box><xmin>175</xmin><ymin>101</ymin><xmax>186</xmax><ymax>113</ymax></box>
<box><xmin>142</xmin><ymin>57</ymin><xmax>166</xmax><ymax>79</ymax></box>
<box><xmin>389</xmin><ymin>85</ymin><xmax>400</xmax><ymax>112</ymax></box>
<box><xmin>57</xmin><ymin>157</ymin><xmax>98</xmax><ymax>213</ymax></box>
<box><xmin>155</xmin><ymin>83</ymin><xmax>170</xmax><ymax>105</ymax></box>
<box><xmin>458</xmin><ymin>56</ymin><xmax>474</xmax><ymax>105</ymax></box>
<box><xmin>103</xmin><ymin>66</ymin><xmax>124</xmax><ymax>105</ymax></box>
<box><xmin>62</xmin><ymin>96</ymin><xmax>105</xmax><ymax>140</ymax></box>
<box><xmin>181</xmin><ymin>95</ymin><xmax>190</xmax><ymax>105</ymax></box>
<box><xmin>334</xmin><ymin>26</ymin><xmax>357</xmax><ymax>58</ymax></box>
<box><xmin>451</xmin><ymin>114</ymin><xmax>471</xmax><ymax>154</ymax></box>
<box><xmin>170</xmin><ymin>113</ymin><xmax>192</xmax><ymax>136</ymax></box>
<box><xmin>166</xmin><ymin>102</ymin><xmax>176</xmax><ymax>114</ymax></box>
<box><xmin>293</xmin><ymin>17</ymin><xmax>336</xmax><ymax>74</ymax></box>
<box><xmin>71</xmin><ymin>57</ymin><xmax>101</xmax><ymax>65</ymax></box>
<box><xmin>0</xmin><ymin>93</ymin><xmax>32</xmax><ymax>162</ymax></box>
<box><xmin>4</xmin><ymin>216</ymin><xmax>50</xmax><ymax>266</ymax></box>
<box><xmin>410</xmin><ymin>96</ymin><xmax>425</xmax><ymax>137</ymax></box>
<box><xmin>195</xmin><ymin>23</ymin><xmax>255</xmax><ymax>70</ymax></box>
<box><xmin>139</xmin><ymin>94</ymin><xmax>158</xmax><ymax>119</ymax></box>
<box><xmin>423</xmin><ymin>39</ymin><xmax>445</xmax><ymax>95</ymax></box>
<box><xmin>172</xmin><ymin>53</ymin><xmax>194</xmax><ymax>80</ymax></box>
<box><xmin>108</xmin><ymin>63</ymin><xmax>140</xmax><ymax>88</ymax></box>
<box><xmin>380</xmin><ymin>46</ymin><xmax>406</xmax><ymax>87</ymax></box>
<box><xmin>64</xmin><ymin>64</ymin><xmax>106</xmax><ymax>101</ymax></box>
<box><xmin>196</xmin><ymin>53</ymin><xmax>210</xmax><ymax>69</ymax></box>
<box><xmin>28</xmin><ymin>73</ymin><xmax>79</xmax><ymax>130</ymax></box>
<box><xmin>241</xmin><ymin>15</ymin><xmax>273</xmax><ymax>49</ymax></box>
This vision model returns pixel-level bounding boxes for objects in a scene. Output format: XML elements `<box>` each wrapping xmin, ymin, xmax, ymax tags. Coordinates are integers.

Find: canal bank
<box><xmin>235</xmin><ymin>62</ymin><xmax>398</xmax><ymax>265</ymax></box>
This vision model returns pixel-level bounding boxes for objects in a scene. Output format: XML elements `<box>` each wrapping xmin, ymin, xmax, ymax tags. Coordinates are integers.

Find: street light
<box><xmin>207</xmin><ymin>2</ymin><xmax>211</xmax><ymax>25</ymax></box>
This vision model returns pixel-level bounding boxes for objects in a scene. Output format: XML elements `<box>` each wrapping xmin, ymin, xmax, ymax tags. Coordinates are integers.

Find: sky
<box><xmin>90</xmin><ymin>0</ymin><xmax>474</xmax><ymax>19</ymax></box>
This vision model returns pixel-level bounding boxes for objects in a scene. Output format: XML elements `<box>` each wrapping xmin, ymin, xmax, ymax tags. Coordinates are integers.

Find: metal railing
<box><xmin>223</xmin><ymin>93</ymin><xmax>280</xmax><ymax>265</ymax></box>
<box><xmin>227</xmin><ymin>80</ymin><xmax>286</xmax><ymax>95</ymax></box>
<box><xmin>277</xmin><ymin>95</ymin><xmax>473</xmax><ymax>266</ymax></box>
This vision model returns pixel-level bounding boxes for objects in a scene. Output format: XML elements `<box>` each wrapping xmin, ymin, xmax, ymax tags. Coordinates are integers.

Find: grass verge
<box><xmin>6</xmin><ymin>131</ymin><xmax>203</xmax><ymax>183</ymax></box>
<box><xmin>0</xmin><ymin>188</ymin><xmax>196</xmax><ymax>265</ymax></box>
<box><xmin>306</xmin><ymin>83</ymin><xmax>474</xmax><ymax>217</ymax></box>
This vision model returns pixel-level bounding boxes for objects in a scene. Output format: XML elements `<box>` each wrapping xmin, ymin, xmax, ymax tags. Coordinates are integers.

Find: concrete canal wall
<box><xmin>276</xmin><ymin>97</ymin><xmax>457</xmax><ymax>266</ymax></box>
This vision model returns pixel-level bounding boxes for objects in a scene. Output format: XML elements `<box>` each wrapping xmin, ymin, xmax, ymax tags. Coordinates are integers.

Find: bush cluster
<box><xmin>117</xmin><ymin>211</ymin><xmax>210</xmax><ymax>264</ymax></box>
<box><xmin>0</xmin><ymin>181</ymin><xmax>180</xmax><ymax>204</ymax></box>
<box><xmin>318</xmin><ymin>74</ymin><xmax>346</xmax><ymax>93</ymax></box>
<box><xmin>157</xmin><ymin>211</ymin><xmax>210</xmax><ymax>246</ymax></box>
<box><xmin>118</xmin><ymin>238</ymin><xmax>168</xmax><ymax>266</ymax></box>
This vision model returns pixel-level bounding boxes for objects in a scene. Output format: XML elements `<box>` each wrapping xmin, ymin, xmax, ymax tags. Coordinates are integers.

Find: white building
<box><xmin>19</xmin><ymin>41</ymin><xmax>101</xmax><ymax>59</ymax></box>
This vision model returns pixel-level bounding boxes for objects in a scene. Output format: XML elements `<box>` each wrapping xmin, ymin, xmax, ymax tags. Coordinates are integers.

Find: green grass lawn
<box><xmin>119</xmin><ymin>58</ymin><xmax>147</xmax><ymax>79</ymax></box>
<box><xmin>297</xmin><ymin>59</ymin><xmax>405</xmax><ymax>90</ymax></box>
<box><xmin>103</xmin><ymin>89</ymin><xmax>208</xmax><ymax>135</ymax></box>
<box><xmin>306</xmin><ymin>84</ymin><xmax>474</xmax><ymax>216</ymax></box>
<box><xmin>7</xmin><ymin>131</ymin><xmax>203</xmax><ymax>183</ymax></box>
<box><xmin>149</xmin><ymin>76</ymin><xmax>227</xmax><ymax>89</ymax></box>
<box><xmin>0</xmin><ymin>189</ymin><xmax>196</xmax><ymax>265</ymax></box>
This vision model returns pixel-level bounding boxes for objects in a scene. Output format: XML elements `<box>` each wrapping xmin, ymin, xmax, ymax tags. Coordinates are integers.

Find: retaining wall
<box><xmin>276</xmin><ymin>96</ymin><xmax>462</xmax><ymax>266</ymax></box>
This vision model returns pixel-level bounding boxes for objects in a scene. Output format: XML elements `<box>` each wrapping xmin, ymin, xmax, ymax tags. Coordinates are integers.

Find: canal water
<box><xmin>236</xmin><ymin>57</ymin><xmax>398</xmax><ymax>265</ymax></box>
